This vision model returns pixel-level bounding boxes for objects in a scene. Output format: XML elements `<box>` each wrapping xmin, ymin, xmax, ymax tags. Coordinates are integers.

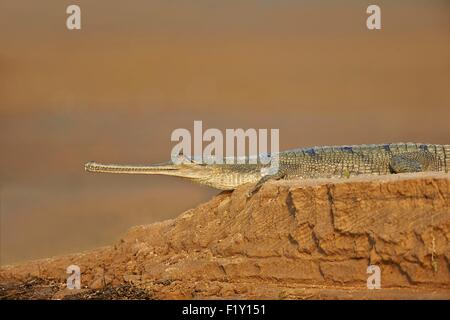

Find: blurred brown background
<box><xmin>1</xmin><ymin>0</ymin><xmax>449</xmax><ymax>265</ymax></box>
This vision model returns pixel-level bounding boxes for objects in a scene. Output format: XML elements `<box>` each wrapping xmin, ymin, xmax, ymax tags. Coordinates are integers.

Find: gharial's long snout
<box><xmin>84</xmin><ymin>161</ymin><xmax>180</xmax><ymax>175</ymax></box>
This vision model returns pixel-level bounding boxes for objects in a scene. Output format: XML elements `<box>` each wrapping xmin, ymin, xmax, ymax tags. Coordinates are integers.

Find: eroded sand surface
<box><xmin>1</xmin><ymin>173</ymin><xmax>449</xmax><ymax>299</ymax></box>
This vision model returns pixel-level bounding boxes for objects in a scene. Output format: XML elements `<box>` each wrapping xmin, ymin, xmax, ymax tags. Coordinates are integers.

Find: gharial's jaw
<box><xmin>84</xmin><ymin>161</ymin><xmax>213</xmax><ymax>180</ymax></box>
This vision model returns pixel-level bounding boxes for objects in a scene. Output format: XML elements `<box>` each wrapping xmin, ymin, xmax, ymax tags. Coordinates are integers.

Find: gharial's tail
<box><xmin>443</xmin><ymin>144</ymin><xmax>450</xmax><ymax>173</ymax></box>
<box><xmin>430</xmin><ymin>144</ymin><xmax>450</xmax><ymax>173</ymax></box>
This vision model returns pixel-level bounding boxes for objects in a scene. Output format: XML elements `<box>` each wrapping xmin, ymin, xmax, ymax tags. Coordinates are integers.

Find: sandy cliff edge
<box><xmin>1</xmin><ymin>172</ymin><xmax>449</xmax><ymax>299</ymax></box>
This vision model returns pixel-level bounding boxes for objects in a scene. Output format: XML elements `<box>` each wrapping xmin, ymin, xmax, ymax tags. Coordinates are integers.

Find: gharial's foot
<box><xmin>246</xmin><ymin>185</ymin><xmax>262</xmax><ymax>198</ymax></box>
<box><xmin>389</xmin><ymin>151</ymin><xmax>435</xmax><ymax>173</ymax></box>
<box><xmin>246</xmin><ymin>171</ymin><xmax>286</xmax><ymax>199</ymax></box>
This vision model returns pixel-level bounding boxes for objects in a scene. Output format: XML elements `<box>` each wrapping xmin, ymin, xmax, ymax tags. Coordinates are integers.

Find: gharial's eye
<box><xmin>171</xmin><ymin>151</ymin><xmax>190</xmax><ymax>165</ymax></box>
<box><xmin>176</xmin><ymin>152</ymin><xmax>199</xmax><ymax>164</ymax></box>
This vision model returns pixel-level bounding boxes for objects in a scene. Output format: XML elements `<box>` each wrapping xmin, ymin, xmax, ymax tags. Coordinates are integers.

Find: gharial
<box><xmin>85</xmin><ymin>143</ymin><xmax>449</xmax><ymax>196</ymax></box>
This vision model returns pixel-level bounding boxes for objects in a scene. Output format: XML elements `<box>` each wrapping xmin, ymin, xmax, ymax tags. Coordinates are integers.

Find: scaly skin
<box><xmin>85</xmin><ymin>143</ymin><xmax>449</xmax><ymax>191</ymax></box>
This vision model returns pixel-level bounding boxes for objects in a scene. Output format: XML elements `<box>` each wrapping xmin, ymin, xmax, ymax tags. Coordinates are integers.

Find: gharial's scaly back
<box><xmin>85</xmin><ymin>142</ymin><xmax>449</xmax><ymax>192</ymax></box>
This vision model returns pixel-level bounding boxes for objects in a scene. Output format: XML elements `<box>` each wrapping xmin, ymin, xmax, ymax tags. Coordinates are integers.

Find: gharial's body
<box><xmin>85</xmin><ymin>143</ymin><xmax>450</xmax><ymax>193</ymax></box>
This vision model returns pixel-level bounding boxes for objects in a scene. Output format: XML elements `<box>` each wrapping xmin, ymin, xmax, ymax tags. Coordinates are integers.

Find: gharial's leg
<box><xmin>246</xmin><ymin>170</ymin><xmax>286</xmax><ymax>198</ymax></box>
<box><xmin>389</xmin><ymin>152</ymin><xmax>430</xmax><ymax>173</ymax></box>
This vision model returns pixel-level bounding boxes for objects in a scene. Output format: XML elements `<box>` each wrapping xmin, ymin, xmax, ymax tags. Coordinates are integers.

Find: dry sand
<box><xmin>1</xmin><ymin>173</ymin><xmax>449</xmax><ymax>299</ymax></box>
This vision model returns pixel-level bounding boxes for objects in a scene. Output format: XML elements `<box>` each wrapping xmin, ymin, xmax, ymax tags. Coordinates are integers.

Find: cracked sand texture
<box><xmin>1</xmin><ymin>173</ymin><xmax>449</xmax><ymax>299</ymax></box>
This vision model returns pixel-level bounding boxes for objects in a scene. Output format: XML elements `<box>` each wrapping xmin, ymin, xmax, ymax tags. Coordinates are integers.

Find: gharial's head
<box><xmin>84</xmin><ymin>153</ymin><xmax>262</xmax><ymax>190</ymax></box>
